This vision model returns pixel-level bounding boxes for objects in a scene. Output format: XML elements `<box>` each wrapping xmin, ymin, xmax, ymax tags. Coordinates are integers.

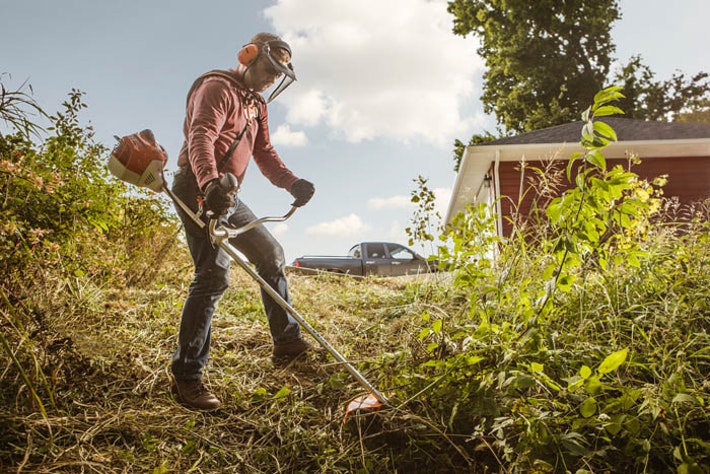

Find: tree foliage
<box><xmin>613</xmin><ymin>55</ymin><xmax>710</xmax><ymax>122</ymax></box>
<box><xmin>447</xmin><ymin>0</ymin><xmax>710</xmax><ymax>137</ymax></box>
<box><xmin>448</xmin><ymin>0</ymin><xmax>619</xmax><ymax>134</ymax></box>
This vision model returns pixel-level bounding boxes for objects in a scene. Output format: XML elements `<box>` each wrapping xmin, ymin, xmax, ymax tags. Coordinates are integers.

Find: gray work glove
<box><xmin>290</xmin><ymin>179</ymin><xmax>315</xmax><ymax>207</ymax></box>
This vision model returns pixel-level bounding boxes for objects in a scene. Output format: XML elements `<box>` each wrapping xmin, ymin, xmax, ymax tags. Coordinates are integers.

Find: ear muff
<box><xmin>238</xmin><ymin>43</ymin><xmax>260</xmax><ymax>66</ymax></box>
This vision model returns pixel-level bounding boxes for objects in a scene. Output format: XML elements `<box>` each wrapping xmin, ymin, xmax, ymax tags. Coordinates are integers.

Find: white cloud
<box><xmin>305</xmin><ymin>213</ymin><xmax>370</xmax><ymax>237</ymax></box>
<box><xmin>369</xmin><ymin>188</ymin><xmax>451</xmax><ymax>213</ymax></box>
<box><xmin>433</xmin><ymin>187</ymin><xmax>452</xmax><ymax>216</ymax></box>
<box><xmin>271</xmin><ymin>124</ymin><xmax>308</xmax><ymax>146</ymax></box>
<box><xmin>264</xmin><ymin>0</ymin><xmax>483</xmax><ymax>146</ymax></box>
<box><xmin>368</xmin><ymin>195</ymin><xmax>412</xmax><ymax>210</ymax></box>
<box><xmin>388</xmin><ymin>219</ymin><xmax>408</xmax><ymax>243</ymax></box>
<box><xmin>271</xmin><ymin>222</ymin><xmax>289</xmax><ymax>236</ymax></box>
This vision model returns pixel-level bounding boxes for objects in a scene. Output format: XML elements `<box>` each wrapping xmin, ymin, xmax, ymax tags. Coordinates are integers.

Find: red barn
<box><xmin>446</xmin><ymin>118</ymin><xmax>710</xmax><ymax>237</ymax></box>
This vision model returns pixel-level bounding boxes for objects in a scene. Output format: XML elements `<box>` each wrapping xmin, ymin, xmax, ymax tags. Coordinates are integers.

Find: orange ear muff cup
<box><xmin>238</xmin><ymin>44</ymin><xmax>260</xmax><ymax>66</ymax></box>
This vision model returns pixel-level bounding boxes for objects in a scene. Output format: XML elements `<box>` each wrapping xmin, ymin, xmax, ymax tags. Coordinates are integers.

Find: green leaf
<box><xmin>560</xmin><ymin>432</ymin><xmax>590</xmax><ymax>456</ymax></box>
<box><xmin>598</xmin><ymin>348</ymin><xmax>628</xmax><ymax>375</ymax></box>
<box><xmin>274</xmin><ymin>385</ymin><xmax>291</xmax><ymax>400</ymax></box>
<box><xmin>580</xmin><ymin>365</ymin><xmax>592</xmax><ymax>379</ymax></box>
<box><xmin>593</xmin><ymin>105</ymin><xmax>624</xmax><ymax>117</ymax></box>
<box><xmin>605</xmin><ymin>419</ymin><xmax>623</xmax><ymax>435</ymax></box>
<box><xmin>593</xmin><ymin>86</ymin><xmax>625</xmax><ymax>107</ymax></box>
<box><xmin>671</xmin><ymin>393</ymin><xmax>695</xmax><ymax>404</ymax></box>
<box><xmin>567</xmin><ymin>376</ymin><xmax>584</xmax><ymax>392</ymax></box>
<box><xmin>557</xmin><ymin>274</ymin><xmax>576</xmax><ymax>292</ymax></box>
<box><xmin>584</xmin><ymin>376</ymin><xmax>602</xmax><ymax>395</ymax></box>
<box><xmin>586</xmin><ymin>149</ymin><xmax>606</xmax><ymax>170</ymax></box>
<box><xmin>546</xmin><ymin>199</ymin><xmax>562</xmax><ymax>223</ymax></box>
<box><xmin>566</xmin><ymin>152</ymin><xmax>582</xmax><ymax>182</ymax></box>
<box><xmin>581</xmin><ymin>122</ymin><xmax>595</xmax><ymax>144</ymax></box>
<box><xmin>593</xmin><ymin>121</ymin><xmax>618</xmax><ymax>142</ymax></box>
<box><xmin>580</xmin><ymin>397</ymin><xmax>597</xmax><ymax>418</ymax></box>
<box><xmin>513</xmin><ymin>373</ymin><xmax>536</xmax><ymax>389</ymax></box>
<box><xmin>432</xmin><ymin>319</ymin><xmax>443</xmax><ymax>335</ymax></box>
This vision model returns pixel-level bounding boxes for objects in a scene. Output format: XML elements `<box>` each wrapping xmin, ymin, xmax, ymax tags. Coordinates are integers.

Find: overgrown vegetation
<box><xmin>411</xmin><ymin>88</ymin><xmax>710</xmax><ymax>472</ymax></box>
<box><xmin>2</xmin><ymin>78</ymin><xmax>709</xmax><ymax>474</ymax></box>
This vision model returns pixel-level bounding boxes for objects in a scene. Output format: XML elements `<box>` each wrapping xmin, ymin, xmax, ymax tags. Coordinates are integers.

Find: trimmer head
<box><xmin>344</xmin><ymin>392</ymin><xmax>388</xmax><ymax>423</ymax></box>
<box><xmin>108</xmin><ymin>129</ymin><xmax>168</xmax><ymax>192</ymax></box>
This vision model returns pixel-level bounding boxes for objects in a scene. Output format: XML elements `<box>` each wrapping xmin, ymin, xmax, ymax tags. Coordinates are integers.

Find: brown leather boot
<box><xmin>172</xmin><ymin>378</ymin><xmax>221</xmax><ymax>410</ymax></box>
<box><xmin>272</xmin><ymin>337</ymin><xmax>313</xmax><ymax>359</ymax></box>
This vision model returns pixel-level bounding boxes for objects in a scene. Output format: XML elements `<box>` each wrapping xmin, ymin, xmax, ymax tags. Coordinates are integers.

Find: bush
<box><xmin>1</xmin><ymin>79</ymin><xmax>184</xmax><ymax>439</ymax></box>
<box><xmin>398</xmin><ymin>87</ymin><xmax>710</xmax><ymax>472</ymax></box>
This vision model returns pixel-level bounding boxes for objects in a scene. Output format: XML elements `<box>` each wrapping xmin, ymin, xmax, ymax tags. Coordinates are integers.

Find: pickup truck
<box><xmin>289</xmin><ymin>242</ymin><xmax>438</xmax><ymax>277</ymax></box>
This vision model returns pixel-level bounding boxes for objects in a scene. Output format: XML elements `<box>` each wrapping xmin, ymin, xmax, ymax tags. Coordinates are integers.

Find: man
<box><xmin>170</xmin><ymin>32</ymin><xmax>315</xmax><ymax>410</ymax></box>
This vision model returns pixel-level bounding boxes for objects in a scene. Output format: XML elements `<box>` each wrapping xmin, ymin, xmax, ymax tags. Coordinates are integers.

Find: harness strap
<box><xmin>186</xmin><ymin>70</ymin><xmax>253</xmax><ymax>173</ymax></box>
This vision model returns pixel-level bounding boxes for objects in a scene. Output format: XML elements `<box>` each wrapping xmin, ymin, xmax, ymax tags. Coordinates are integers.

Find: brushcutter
<box><xmin>108</xmin><ymin>129</ymin><xmax>388</xmax><ymax>414</ymax></box>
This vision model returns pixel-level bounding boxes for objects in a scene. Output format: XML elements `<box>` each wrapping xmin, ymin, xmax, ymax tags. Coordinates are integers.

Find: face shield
<box><xmin>261</xmin><ymin>41</ymin><xmax>297</xmax><ymax>103</ymax></box>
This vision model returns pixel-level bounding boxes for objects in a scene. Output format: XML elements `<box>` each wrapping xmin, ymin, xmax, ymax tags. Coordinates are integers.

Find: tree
<box><xmin>447</xmin><ymin>0</ymin><xmax>620</xmax><ymax>134</ymax></box>
<box><xmin>613</xmin><ymin>55</ymin><xmax>710</xmax><ymax>122</ymax></box>
<box><xmin>447</xmin><ymin>0</ymin><xmax>710</xmax><ymax>169</ymax></box>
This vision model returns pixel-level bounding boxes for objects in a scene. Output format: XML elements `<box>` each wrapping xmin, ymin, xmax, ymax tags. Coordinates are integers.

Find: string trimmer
<box><xmin>108</xmin><ymin>129</ymin><xmax>388</xmax><ymax>415</ymax></box>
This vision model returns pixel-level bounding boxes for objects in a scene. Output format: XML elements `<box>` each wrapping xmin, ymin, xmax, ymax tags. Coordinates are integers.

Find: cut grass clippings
<box><xmin>1</xmin><ymin>262</ymin><xmax>470</xmax><ymax>473</ymax></box>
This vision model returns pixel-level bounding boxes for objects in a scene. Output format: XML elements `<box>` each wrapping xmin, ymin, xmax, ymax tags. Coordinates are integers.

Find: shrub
<box><xmin>400</xmin><ymin>87</ymin><xmax>710</xmax><ymax>472</ymax></box>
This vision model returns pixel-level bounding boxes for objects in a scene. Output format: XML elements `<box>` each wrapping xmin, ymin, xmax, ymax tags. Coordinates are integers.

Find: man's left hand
<box><xmin>290</xmin><ymin>179</ymin><xmax>315</xmax><ymax>207</ymax></box>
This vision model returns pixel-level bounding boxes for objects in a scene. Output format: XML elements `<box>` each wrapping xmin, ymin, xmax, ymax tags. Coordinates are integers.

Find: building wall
<box><xmin>495</xmin><ymin>156</ymin><xmax>710</xmax><ymax>237</ymax></box>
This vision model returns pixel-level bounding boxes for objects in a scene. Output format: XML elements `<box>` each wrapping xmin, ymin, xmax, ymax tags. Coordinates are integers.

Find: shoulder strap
<box><xmin>186</xmin><ymin>70</ymin><xmax>251</xmax><ymax>173</ymax></box>
<box><xmin>185</xmin><ymin>69</ymin><xmax>243</xmax><ymax>106</ymax></box>
<box><xmin>216</xmin><ymin>123</ymin><xmax>249</xmax><ymax>172</ymax></box>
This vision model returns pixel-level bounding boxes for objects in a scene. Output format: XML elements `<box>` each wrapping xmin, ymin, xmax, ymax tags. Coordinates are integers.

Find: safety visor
<box><xmin>262</xmin><ymin>42</ymin><xmax>297</xmax><ymax>103</ymax></box>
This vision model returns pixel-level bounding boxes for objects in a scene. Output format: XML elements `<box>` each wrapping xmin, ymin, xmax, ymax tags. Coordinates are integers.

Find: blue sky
<box><xmin>2</xmin><ymin>0</ymin><xmax>708</xmax><ymax>261</ymax></box>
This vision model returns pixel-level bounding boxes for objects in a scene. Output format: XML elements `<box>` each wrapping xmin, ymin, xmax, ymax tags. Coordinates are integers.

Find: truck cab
<box><xmin>348</xmin><ymin>242</ymin><xmax>433</xmax><ymax>276</ymax></box>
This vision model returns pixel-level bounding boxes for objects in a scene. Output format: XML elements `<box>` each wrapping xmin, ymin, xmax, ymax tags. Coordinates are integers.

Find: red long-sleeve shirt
<box><xmin>177</xmin><ymin>70</ymin><xmax>298</xmax><ymax>192</ymax></box>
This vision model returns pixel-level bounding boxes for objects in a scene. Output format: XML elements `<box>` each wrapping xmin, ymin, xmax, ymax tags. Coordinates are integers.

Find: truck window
<box><xmin>365</xmin><ymin>243</ymin><xmax>385</xmax><ymax>259</ymax></box>
<box><xmin>388</xmin><ymin>244</ymin><xmax>415</xmax><ymax>260</ymax></box>
<box><xmin>348</xmin><ymin>245</ymin><xmax>361</xmax><ymax>258</ymax></box>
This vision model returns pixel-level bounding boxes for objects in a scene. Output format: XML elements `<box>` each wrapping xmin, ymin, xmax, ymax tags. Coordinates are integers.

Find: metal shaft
<box><xmin>162</xmin><ymin>184</ymin><xmax>389</xmax><ymax>405</ymax></box>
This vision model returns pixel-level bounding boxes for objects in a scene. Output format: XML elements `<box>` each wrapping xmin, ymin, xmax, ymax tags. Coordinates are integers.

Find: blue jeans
<box><xmin>170</xmin><ymin>166</ymin><xmax>301</xmax><ymax>382</ymax></box>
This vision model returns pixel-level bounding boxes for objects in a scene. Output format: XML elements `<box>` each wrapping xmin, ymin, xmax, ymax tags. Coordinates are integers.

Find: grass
<box><xmin>1</xmin><ymin>252</ymin><xmax>470</xmax><ymax>473</ymax></box>
<box><xmin>2</xmin><ymin>210</ymin><xmax>709</xmax><ymax>474</ymax></box>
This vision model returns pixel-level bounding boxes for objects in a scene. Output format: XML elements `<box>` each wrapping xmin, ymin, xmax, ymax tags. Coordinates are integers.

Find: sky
<box><xmin>2</xmin><ymin>0</ymin><xmax>709</xmax><ymax>262</ymax></box>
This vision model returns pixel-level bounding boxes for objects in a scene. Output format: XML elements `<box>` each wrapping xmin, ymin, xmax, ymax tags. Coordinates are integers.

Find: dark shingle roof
<box><xmin>482</xmin><ymin>118</ymin><xmax>710</xmax><ymax>145</ymax></box>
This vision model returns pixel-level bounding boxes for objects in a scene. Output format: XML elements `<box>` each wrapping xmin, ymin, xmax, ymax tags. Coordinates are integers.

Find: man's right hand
<box><xmin>204</xmin><ymin>178</ymin><xmax>235</xmax><ymax>215</ymax></box>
